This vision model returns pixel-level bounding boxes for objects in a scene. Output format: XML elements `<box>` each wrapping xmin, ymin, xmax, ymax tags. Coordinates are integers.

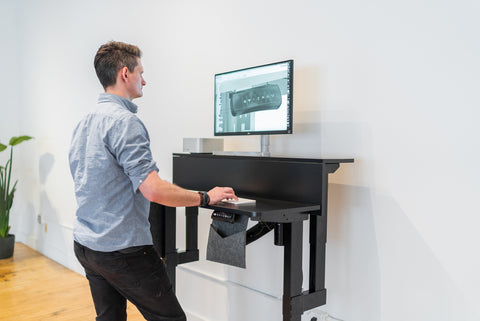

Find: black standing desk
<box><xmin>149</xmin><ymin>154</ymin><xmax>353</xmax><ymax>321</ymax></box>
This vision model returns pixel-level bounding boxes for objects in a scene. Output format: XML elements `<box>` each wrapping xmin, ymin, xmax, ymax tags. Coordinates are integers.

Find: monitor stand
<box><xmin>260</xmin><ymin>135</ymin><xmax>271</xmax><ymax>157</ymax></box>
<box><xmin>213</xmin><ymin>135</ymin><xmax>271</xmax><ymax>157</ymax></box>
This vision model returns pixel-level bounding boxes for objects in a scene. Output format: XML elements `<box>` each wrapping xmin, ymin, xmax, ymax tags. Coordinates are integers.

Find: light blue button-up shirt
<box><xmin>69</xmin><ymin>93</ymin><xmax>159</xmax><ymax>252</ymax></box>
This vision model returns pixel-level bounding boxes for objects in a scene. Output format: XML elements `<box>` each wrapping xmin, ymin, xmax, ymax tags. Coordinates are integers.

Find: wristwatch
<box><xmin>198</xmin><ymin>191</ymin><xmax>210</xmax><ymax>207</ymax></box>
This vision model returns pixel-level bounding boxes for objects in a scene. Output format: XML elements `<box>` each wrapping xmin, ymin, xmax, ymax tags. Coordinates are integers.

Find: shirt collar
<box><xmin>97</xmin><ymin>93</ymin><xmax>139</xmax><ymax>114</ymax></box>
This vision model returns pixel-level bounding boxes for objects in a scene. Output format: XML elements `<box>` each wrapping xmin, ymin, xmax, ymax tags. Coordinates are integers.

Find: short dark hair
<box><xmin>94</xmin><ymin>41</ymin><xmax>142</xmax><ymax>89</ymax></box>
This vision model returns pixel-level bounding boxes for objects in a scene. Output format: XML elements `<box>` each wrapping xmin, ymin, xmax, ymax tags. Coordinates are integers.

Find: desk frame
<box><xmin>149</xmin><ymin>155</ymin><xmax>352</xmax><ymax>321</ymax></box>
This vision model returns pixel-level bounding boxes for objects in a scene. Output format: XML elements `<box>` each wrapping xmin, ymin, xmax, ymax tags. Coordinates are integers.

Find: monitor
<box><xmin>214</xmin><ymin>60</ymin><xmax>293</xmax><ymax>136</ymax></box>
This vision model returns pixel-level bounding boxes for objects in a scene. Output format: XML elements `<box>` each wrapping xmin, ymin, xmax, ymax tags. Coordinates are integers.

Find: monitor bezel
<box><xmin>214</xmin><ymin>59</ymin><xmax>294</xmax><ymax>136</ymax></box>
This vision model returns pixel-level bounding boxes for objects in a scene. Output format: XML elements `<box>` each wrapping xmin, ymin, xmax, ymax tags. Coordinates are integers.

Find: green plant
<box><xmin>0</xmin><ymin>136</ymin><xmax>33</xmax><ymax>238</ymax></box>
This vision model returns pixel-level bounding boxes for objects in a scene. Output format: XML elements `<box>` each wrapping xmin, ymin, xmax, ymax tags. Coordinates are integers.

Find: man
<box><xmin>69</xmin><ymin>41</ymin><xmax>237</xmax><ymax>321</ymax></box>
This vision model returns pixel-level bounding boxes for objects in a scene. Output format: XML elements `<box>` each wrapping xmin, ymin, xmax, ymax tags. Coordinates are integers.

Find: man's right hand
<box><xmin>207</xmin><ymin>187</ymin><xmax>238</xmax><ymax>205</ymax></box>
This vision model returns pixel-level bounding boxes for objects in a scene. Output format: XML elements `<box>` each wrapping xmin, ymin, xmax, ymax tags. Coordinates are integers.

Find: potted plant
<box><xmin>0</xmin><ymin>135</ymin><xmax>33</xmax><ymax>259</ymax></box>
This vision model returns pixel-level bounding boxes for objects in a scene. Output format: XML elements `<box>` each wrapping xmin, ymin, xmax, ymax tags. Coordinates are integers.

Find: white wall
<box><xmin>3</xmin><ymin>0</ymin><xmax>480</xmax><ymax>320</ymax></box>
<box><xmin>0</xmin><ymin>1</ymin><xmax>21</xmax><ymax>149</ymax></box>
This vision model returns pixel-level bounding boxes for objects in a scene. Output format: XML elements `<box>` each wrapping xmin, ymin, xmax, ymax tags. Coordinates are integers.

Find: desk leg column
<box><xmin>149</xmin><ymin>204</ymin><xmax>179</xmax><ymax>290</ymax></box>
<box><xmin>185</xmin><ymin>207</ymin><xmax>198</xmax><ymax>252</ymax></box>
<box><xmin>163</xmin><ymin>206</ymin><xmax>178</xmax><ymax>292</ymax></box>
<box><xmin>283</xmin><ymin>221</ymin><xmax>303</xmax><ymax>321</ymax></box>
<box><xmin>309</xmin><ymin>212</ymin><xmax>327</xmax><ymax>296</ymax></box>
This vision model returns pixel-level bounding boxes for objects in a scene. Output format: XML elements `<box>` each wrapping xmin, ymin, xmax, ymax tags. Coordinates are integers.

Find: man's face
<box><xmin>127</xmin><ymin>58</ymin><xmax>146</xmax><ymax>100</ymax></box>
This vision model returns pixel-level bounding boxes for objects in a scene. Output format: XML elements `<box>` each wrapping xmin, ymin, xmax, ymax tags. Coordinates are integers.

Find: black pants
<box><xmin>74</xmin><ymin>242</ymin><xmax>186</xmax><ymax>321</ymax></box>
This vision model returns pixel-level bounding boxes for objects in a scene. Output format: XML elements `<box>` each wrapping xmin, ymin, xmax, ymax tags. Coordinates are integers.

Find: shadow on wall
<box><xmin>24</xmin><ymin>152</ymin><xmax>73</xmax><ymax>267</ymax></box>
<box><xmin>326</xmin><ymin>183</ymin><xmax>381</xmax><ymax>321</ymax></box>
<box><xmin>38</xmin><ymin>153</ymin><xmax>67</xmax><ymax>259</ymax></box>
<box><xmin>35</xmin><ymin>152</ymin><xmax>58</xmax><ymax>252</ymax></box>
<box><xmin>39</xmin><ymin>152</ymin><xmax>55</xmax><ymax>185</ymax></box>
<box><xmin>10</xmin><ymin>153</ymin><xmax>57</xmax><ymax>248</ymax></box>
<box><xmin>38</xmin><ymin>153</ymin><xmax>56</xmax><ymax>234</ymax></box>
<box><xmin>272</xmin><ymin>121</ymin><xmax>365</xmax><ymax>160</ymax></box>
<box><xmin>374</xmin><ymin>193</ymin><xmax>479</xmax><ymax>321</ymax></box>
<box><xmin>327</xmin><ymin>183</ymin><xmax>479</xmax><ymax>321</ymax></box>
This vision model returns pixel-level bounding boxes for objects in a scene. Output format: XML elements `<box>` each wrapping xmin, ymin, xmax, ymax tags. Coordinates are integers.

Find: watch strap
<box><xmin>198</xmin><ymin>191</ymin><xmax>210</xmax><ymax>207</ymax></box>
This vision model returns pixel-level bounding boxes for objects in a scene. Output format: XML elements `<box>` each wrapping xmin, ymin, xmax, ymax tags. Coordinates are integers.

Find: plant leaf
<box><xmin>9</xmin><ymin>135</ymin><xmax>34</xmax><ymax>146</ymax></box>
<box><xmin>0</xmin><ymin>143</ymin><xmax>7</xmax><ymax>152</ymax></box>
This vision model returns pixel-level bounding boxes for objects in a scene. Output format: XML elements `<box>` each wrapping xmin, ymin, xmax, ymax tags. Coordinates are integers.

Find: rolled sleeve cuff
<box><xmin>130</xmin><ymin>163</ymin><xmax>159</xmax><ymax>192</ymax></box>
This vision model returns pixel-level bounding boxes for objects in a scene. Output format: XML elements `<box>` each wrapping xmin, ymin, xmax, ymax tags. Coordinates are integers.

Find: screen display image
<box><xmin>214</xmin><ymin>60</ymin><xmax>293</xmax><ymax>136</ymax></box>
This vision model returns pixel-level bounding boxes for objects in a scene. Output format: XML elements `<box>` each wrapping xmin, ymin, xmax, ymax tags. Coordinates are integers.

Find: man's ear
<box><xmin>119</xmin><ymin>66</ymin><xmax>129</xmax><ymax>82</ymax></box>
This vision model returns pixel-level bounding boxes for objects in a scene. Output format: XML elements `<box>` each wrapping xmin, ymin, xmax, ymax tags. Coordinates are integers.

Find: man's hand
<box><xmin>207</xmin><ymin>187</ymin><xmax>238</xmax><ymax>205</ymax></box>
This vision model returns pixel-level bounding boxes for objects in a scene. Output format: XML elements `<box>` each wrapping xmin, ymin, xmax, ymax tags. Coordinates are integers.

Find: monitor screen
<box><xmin>214</xmin><ymin>60</ymin><xmax>293</xmax><ymax>136</ymax></box>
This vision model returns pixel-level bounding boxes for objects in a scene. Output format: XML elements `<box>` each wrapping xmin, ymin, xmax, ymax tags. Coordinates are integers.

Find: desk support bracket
<box><xmin>149</xmin><ymin>207</ymin><xmax>329</xmax><ymax>321</ymax></box>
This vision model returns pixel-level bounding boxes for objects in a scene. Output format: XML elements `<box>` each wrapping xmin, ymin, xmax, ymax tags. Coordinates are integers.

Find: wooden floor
<box><xmin>0</xmin><ymin>243</ymin><xmax>145</xmax><ymax>320</ymax></box>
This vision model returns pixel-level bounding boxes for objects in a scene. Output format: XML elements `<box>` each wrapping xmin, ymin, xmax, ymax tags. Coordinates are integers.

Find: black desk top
<box><xmin>204</xmin><ymin>197</ymin><xmax>320</xmax><ymax>222</ymax></box>
<box><xmin>173</xmin><ymin>153</ymin><xmax>354</xmax><ymax>165</ymax></box>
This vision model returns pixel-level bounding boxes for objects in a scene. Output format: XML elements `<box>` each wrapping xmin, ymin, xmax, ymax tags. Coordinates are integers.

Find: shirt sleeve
<box><xmin>108</xmin><ymin>115</ymin><xmax>159</xmax><ymax>192</ymax></box>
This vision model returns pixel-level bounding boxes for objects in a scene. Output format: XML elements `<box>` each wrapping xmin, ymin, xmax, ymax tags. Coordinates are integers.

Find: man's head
<box><xmin>94</xmin><ymin>41</ymin><xmax>145</xmax><ymax>99</ymax></box>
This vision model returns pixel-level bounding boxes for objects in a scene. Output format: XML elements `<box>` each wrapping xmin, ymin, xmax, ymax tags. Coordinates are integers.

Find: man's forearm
<box><xmin>139</xmin><ymin>171</ymin><xmax>201</xmax><ymax>207</ymax></box>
